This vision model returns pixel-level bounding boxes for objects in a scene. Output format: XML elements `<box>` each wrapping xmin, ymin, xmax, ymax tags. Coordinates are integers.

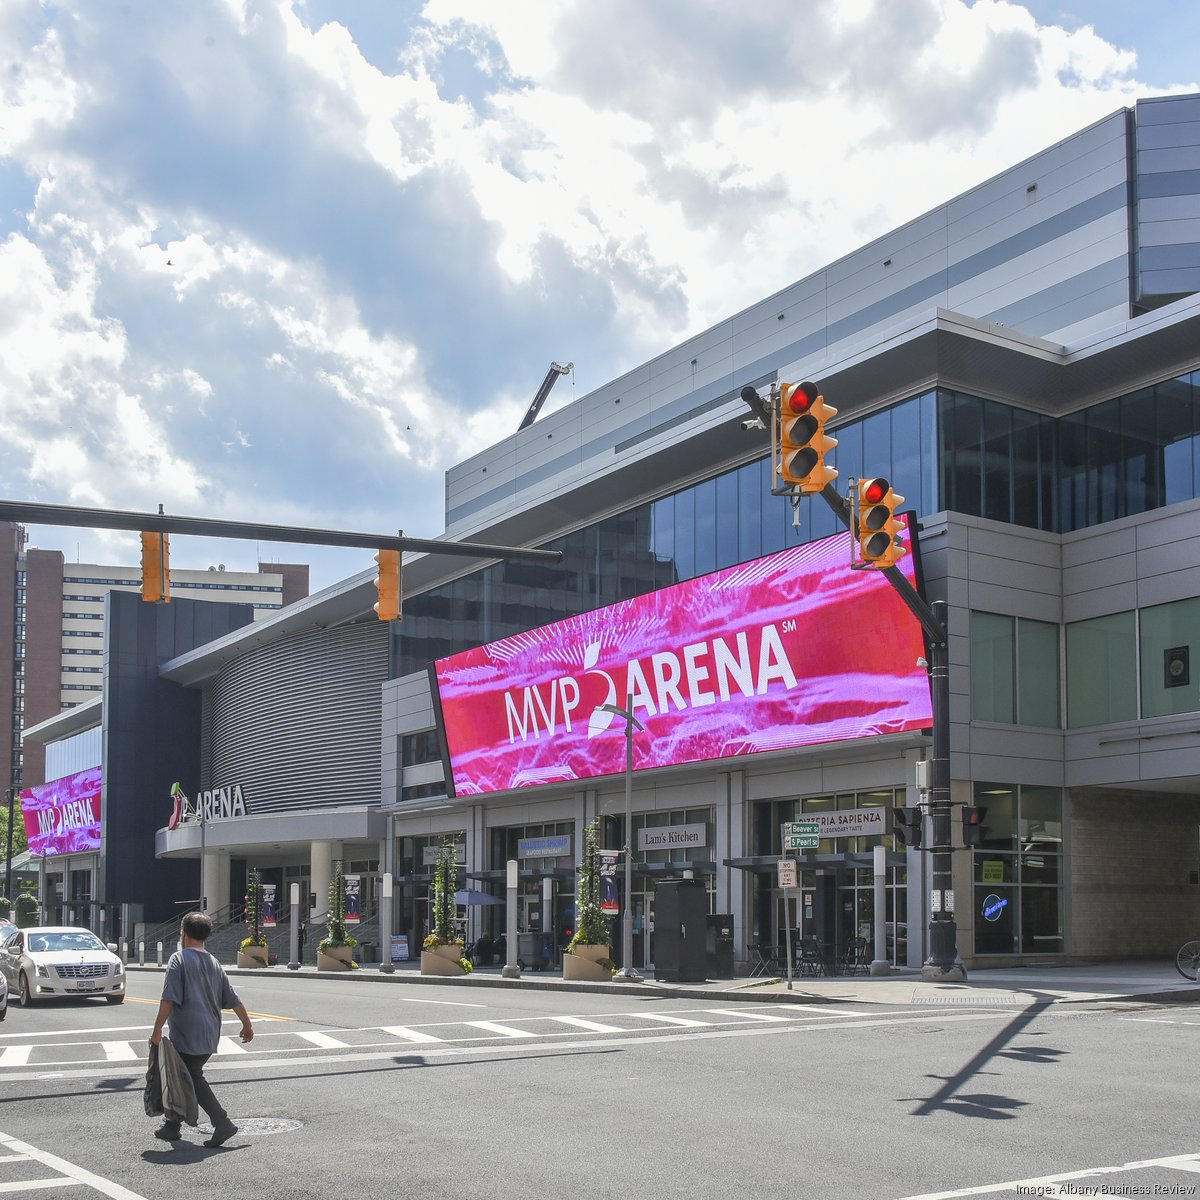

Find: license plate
<box><xmin>68</xmin><ymin>985</ymin><xmax>101</xmax><ymax>993</ymax></box>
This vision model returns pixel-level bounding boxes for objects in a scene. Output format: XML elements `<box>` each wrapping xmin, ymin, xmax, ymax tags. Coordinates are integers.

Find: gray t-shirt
<box><xmin>162</xmin><ymin>947</ymin><xmax>242</xmax><ymax>1056</ymax></box>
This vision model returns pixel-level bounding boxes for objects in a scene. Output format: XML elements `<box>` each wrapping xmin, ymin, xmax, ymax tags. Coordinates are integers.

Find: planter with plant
<box><xmin>317</xmin><ymin>864</ymin><xmax>358</xmax><ymax>971</ymax></box>
<box><xmin>563</xmin><ymin>819</ymin><xmax>616</xmax><ymax>982</ymax></box>
<box><xmin>14</xmin><ymin>890</ymin><xmax>39</xmax><ymax>929</ymax></box>
<box><xmin>237</xmin><ymin>868</ymin><xmax>270</xmax><ymax>967</ymax></box>
<box><xmin>420</xmin><ymin>837</ymin><xmax>471</xmax><ymax>976</ymax></box>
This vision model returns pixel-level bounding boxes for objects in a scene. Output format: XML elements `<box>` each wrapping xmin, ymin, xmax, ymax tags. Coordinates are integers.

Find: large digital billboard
<box><xmin>21</xmin><ymin>766</ymin><xmax>103</xmax><ymax>857</ymax></box>
<box><xmin>429</xmin><ymin>519</ymin><xmax>932</xmax><ymax>797</ymax></box>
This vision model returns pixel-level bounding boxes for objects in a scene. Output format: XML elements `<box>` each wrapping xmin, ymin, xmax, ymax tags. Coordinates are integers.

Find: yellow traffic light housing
<box><xmin>857</xmin><ymin>477</ymin><xmax>905</xmax><ymax>568</ymax></box>
<box><xmin>778</xmin><ymin>381</ymin><xmax>838</xmax><ymax>493</ymax></box>
<box><xmin>373</xmin><ymin>549</ymin><xmax>401</xmax><ymax>621</ymax></box>
<box><xmin>139</xmin><ymin>531</ymin><xmax>170</xmax><ymax>603</ymax></box>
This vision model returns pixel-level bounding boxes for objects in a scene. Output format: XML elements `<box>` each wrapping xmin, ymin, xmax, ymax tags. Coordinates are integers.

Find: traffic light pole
<box><xmin>818</xmin><ymin>487</ymin><xmax>964</xmax><ymax>980</ymax></box>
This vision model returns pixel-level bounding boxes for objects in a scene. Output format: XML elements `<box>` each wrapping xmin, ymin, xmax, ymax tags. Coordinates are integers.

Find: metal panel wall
<box><xmin>446</xmin><ymin>107</ymin><xmax>1140</xmax><ymax>541</ymax></box>
<box><xmin>204</xmin><ymin>620</ymin><xmax>389</xmax><ymax>815</ymax></box>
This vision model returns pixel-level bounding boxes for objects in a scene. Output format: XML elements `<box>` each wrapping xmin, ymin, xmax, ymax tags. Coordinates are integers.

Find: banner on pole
<box><xmin>599</xmin><ymin>851</ymin><xmax>620</xmax><ymax>915</ymax></box>
<box><xmin>345</xmin><ymin>874</ymin><xmax>361</xmax><ymax>924</ymax></box>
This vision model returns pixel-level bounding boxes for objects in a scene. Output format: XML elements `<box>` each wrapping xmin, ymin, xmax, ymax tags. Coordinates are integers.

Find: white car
<box><xmin>0</xmin><ymin>926</ymin><xmax>126</xmax><ymax>1007</ymax></box>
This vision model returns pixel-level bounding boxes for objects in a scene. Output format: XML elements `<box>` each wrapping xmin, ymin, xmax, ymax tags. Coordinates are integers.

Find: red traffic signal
<box><xmin>778</xmin><ymin>381</ymin><xmax>838</xmax><ymax>493</ymax></box>
<box><xmin>857</xmin><ymin>477</ymin><xmax>905</xmax><ymax>568</ymax></box>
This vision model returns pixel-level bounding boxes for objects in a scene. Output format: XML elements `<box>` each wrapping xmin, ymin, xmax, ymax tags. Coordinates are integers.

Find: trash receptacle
<box><xmin>706</xmin><ymin>915</ymin><xmax>734</xmax><ymax>977</ymax></box>
<box><xmin>359</xmin><ymin>942</ymin><xmax>376</xmax><ymax>965</ymax></box>
<box><xmin>517</xmin><ymin>931</ymin><xmax>546</xmax><ymax>970</ymax></box>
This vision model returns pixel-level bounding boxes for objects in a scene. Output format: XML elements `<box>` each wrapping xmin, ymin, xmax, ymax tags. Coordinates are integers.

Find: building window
<box><xmin>401</xmin><ymin>729</ymin><xmax>441</xmax><ymax>767</ymax></box>
<box><xmin>1139</xmin><ymin>597</ymin><xmax>1200</xmax><ymax>719</ymax></box>
<box><xmin>1065</xmin><ymin>611</ymin><xmax>1138</xmax><ymax>726</ymax></box>
<box><xmin>970</xmin><ymin>612</ymin><xmax>1060</xmax><ymax>727</ymax></box>
<box><xmin>971</xmin><ymin>783</ymin><xmax>1063</xmax><ymax>955</ymax></box>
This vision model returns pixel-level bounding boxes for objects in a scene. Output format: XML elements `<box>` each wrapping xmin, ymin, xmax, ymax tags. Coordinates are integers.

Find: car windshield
<box><xmin>27</xmin><ymin>932</ymin><xmax>105</xmax><ymax>954</ymax></box>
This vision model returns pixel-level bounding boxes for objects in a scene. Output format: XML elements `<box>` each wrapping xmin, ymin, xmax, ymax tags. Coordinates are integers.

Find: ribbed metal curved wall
<box><xmin>202</xmin><ymin>620</ymin><xmax>389</xmax><ymax>815</ymax></box>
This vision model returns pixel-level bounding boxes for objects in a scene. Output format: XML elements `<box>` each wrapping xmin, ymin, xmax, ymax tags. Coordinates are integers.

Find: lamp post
<box><xmin>597</xmin><ymin>695</ymin><xmax>644</xmax><ymax>983</ymax></box>
<box><xmin>5</xmin><ymin>785</ymin><xmax>16</xmax><ymax>904</ymax></box>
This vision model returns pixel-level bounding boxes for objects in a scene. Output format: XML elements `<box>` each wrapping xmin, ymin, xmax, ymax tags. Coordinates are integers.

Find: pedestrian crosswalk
<box><xmin>0</xmin><ymin>1003</ymin><xmax>869</xmax><ymax>1069</ymax></box>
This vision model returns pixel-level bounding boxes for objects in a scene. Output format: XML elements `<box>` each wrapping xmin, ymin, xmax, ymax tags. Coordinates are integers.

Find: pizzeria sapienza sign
<box><xmin>807</xmin><ymin>810</ymin><xmax>886</xmax><ymax>839</ymax></box>
<box><xmin>637</xmin><ymin>823</ymin><xmax>707</xmax><ymax>852</ymax></box>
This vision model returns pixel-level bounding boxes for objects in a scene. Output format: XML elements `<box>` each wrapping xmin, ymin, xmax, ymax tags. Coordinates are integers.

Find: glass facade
<box><xmin>971</xmin><ymin>784</ymin><xmax>1064</xmax><ymax>955</ymax></box>
<box><xmin>398</xmin><ymin>371</ymin><xmax>1200</xmax><ymax>677</ymax></box>
<box><xmin>970</xmin><ymin>612</ymin><xmax>1061</xmax><ymax>728</ymax></box>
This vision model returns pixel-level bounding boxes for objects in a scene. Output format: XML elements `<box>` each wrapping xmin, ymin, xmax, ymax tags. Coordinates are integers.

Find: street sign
<box><xmin>783</xmin><ymin>820</ymin><xmax>820</xmax><ymax>850</ymax></box>
<box><xmin>777</xmin><ymin>859</ymin><xmax>798</xmax><ymax>889</ymax></box>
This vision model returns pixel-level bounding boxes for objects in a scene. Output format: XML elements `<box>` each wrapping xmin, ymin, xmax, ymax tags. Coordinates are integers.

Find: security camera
<box><xmin>741</xmin><ymin>417</ymin><xmax>765</xmax><ymax>431</ymax></box>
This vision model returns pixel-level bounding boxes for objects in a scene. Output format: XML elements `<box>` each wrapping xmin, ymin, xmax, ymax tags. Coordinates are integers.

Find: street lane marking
<box><xmin>896</xmin><ymin>1149</ymin><xmax>1200</xmax><ymax>1199</ymax></box>
<box><xmin>703</xmin><ymin>1008</ymin><xmax>793</xmax><ymax>1022</ymax></box>
<box><xmin>2</xmin><ymin>1011</ymin><xmax>1016</xmax><ymax>1082</ymax></box>
<box><xmin>548</xmin><ymin>1016</ymin><xmax>626</xmax><ymax>1033</ymax></box>
<box><xmin>216</xmin><ymin>1036</ymin><xmax>249</xmax><ymax>1055</ymax></box>
<box><xmin>630</xmin><ymin>1013</ymin><xmax>711</xmax><ymax>1028</ymax></box>
<box><xmin>100</xmin><ymin>1042</ymin><xmax>139</xmax><ymax>1062</ymax></box>
<box><xmin>467</xmin><ymin>1021</ymin><xmax>535</xmax><ymax>1038</ymax></box>
<box><xmin>296</xmin><ymin>1031</ymin><xmax>348</xmax><ymax>1049</ymax></box>
<box><xmin>0</xmin><ymin>1178</ymin><xmax>76</xmax><ymax>1191</ymax></box>
<box><xmin>0</xmin><ymin>1127</ymin><xmax>149</xmax><ymax>1199</ymax></box>
<box><xmin>379</xmin><ymin>1026</ymin><xmax>444</xmax><ymax>1044</ymax></box>
<box><xmin>0</xmin><ymin>1047</ymin><xmax>30</xmax><ymax>1067</ymax></box>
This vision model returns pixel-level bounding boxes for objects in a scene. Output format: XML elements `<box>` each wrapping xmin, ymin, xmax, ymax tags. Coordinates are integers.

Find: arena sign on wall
<box><xmin>430</xmin><ymin>519</ymin><xmax>932</xmax><ymax>797</ymax></box>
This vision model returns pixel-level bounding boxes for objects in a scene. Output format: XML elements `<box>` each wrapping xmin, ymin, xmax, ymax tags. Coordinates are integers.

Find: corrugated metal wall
<box><xmin>203</xmin><ymin>620</ymin><xmax>389</xmax><ymax>815</ymax></box>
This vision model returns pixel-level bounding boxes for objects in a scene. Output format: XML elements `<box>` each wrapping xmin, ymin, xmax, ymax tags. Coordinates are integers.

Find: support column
<box><xmin>201</xmin><ymin>851</ymin><xmax>221</xmax><ymax>916</ymax></box>
<box><xmin>310</xmin><ymin>840</ymin><xmax>336</xmax><ymax>922</ymax></box>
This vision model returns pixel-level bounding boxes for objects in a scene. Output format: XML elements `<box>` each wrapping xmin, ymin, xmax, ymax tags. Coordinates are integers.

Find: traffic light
<box><xmin>892</xmin><ymin>806</ymin><xmax>923</xmax><ymax>849</ymax></box>
<box><xmin>962</xmin><ymin>805</ymin><xmax>988</xmax><ymax>849</ymax></box>
<box><xmin>139</xmin><ymin>532</ymin><xmax>170</xmax><ymax>603</ymax></box>
<box><xmin>778</xmin><ymin>381</ymin><xmax>838</xmax><ymax>493</ymax></box>
<box><xmin>373</xmin><ymin>549</ymin><xmax>401</xmax><ymax>621</ymax></box>
<box><xmin>857</xmin><ymin>477</ymin><xmax>905</xmax><ymax>568</ymax></box>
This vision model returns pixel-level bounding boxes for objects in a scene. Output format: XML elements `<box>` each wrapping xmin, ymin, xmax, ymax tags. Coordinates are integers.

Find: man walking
<box><xmin>150</xmin><ymin>911</ymin><xmax>254</xmax><ymax>1148</ymax></box>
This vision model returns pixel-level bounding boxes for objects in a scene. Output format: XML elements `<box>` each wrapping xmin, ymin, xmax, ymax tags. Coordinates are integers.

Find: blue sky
<box><xmin>0</xmin><ymin>1</ymin><xmax>1196</xmax><ymax>592</ymax></box>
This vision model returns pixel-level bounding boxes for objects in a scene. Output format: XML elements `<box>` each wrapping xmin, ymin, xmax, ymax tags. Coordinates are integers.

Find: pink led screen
<box><xmin>21</xmin><ymin>766</ymin><xmax>103</xmax><ymax>857</ymax></box>
<box><xmin>431</xmin><ymin>519</ymin><xmax>932</xmax><ymax>796</ymax></box>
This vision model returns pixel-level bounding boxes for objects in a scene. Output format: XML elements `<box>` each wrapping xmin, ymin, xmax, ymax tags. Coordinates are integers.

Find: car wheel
<box><xmin>105</xmin><ymin>994</ymin><xmax>124</xmax><ymax>1005</ymax></box>
<box><xmin>18</xmin><ymin>973</ymin><xmax>32</xmax><ymax>1008</ymax></box>
<box><xmin>0</xmin><ymin>1000</ymin><xmax>6</xmax><ymax>1020</ymax></box>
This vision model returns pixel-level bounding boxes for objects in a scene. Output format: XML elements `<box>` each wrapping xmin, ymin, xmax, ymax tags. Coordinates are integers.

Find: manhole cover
<box><xmin>196</xmin><ymin>1118</ymin><xmax>303</xmax><ymax>1137</ymax></box>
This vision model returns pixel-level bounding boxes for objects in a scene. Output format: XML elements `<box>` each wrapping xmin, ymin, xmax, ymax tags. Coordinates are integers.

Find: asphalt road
<box><xmin>0</xmin><ymin>971</ymin><xmax>1196</xmax><ymax>1199</ymax></box>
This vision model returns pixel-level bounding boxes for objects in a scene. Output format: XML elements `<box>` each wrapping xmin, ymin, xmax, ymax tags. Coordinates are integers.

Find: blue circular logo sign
<box><xmin>981</xmin><ymin>893</ymin><xmax>1008</xmax><ymax>922</ymax></box>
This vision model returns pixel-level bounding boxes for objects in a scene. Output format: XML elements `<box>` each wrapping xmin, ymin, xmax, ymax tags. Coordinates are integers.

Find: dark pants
<box><xmin>161</xmin><ymin>1052</ymin><xmax>228</xmax><ymax>1130</ymax></box>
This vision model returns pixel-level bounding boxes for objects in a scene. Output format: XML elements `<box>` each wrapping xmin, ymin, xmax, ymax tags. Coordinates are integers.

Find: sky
<box><xmin>1</xmin><ymin>1</ymin><xmax>1198</xmax><ymax>595</ymax></box>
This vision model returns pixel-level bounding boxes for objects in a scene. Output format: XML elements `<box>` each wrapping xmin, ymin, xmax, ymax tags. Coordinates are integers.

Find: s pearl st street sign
<box><xmin>783</xmin><ymin>821</ymin><xmax>820</xmax><ymax>851</ymax></box>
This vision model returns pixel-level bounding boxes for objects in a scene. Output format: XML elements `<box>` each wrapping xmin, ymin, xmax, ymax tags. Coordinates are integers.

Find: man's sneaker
<box><xmin>203</xmin><ymin>1120</ymin><xmax>238</xmax><ymax>1148</ymax></box>
<box><xmin>153</xmin><ymin>1123</ymin><xmax>181</xmax><ymax>1142</ymax></box>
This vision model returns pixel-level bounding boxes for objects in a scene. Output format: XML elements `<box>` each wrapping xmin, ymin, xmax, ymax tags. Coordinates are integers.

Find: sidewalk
<box><xmin>127</xmin><ymin>956</ymin><xmax>1200</xmax><ymax>1007</ymax></box>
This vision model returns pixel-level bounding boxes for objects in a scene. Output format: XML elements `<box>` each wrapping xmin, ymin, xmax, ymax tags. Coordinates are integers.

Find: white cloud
<box><xmin>0</xmin><ymin>0</ymin><xmax>1192</xmax><ymax>585</ymax></box>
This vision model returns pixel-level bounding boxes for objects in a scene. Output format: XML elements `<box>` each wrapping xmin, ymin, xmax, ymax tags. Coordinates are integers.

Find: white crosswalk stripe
<box><xmin>379</xmin><ymin>1025</ymin><xmax>445</xmax><ymax>1044</ymax></box>
<box><xmin>467</xmin><ymin>1021</ymin><xmax>536</xmax><ymax>1038</ymax></box>
<box><xmin>295</xmin><ymin>1031</ymin><xmax>349</xmax><ymax>1049</ymax></box>
<box><xmin>630</xmin><ymin>1013</ymin><xmax>712</xmax><ymax>1028</ymax></box>
<box><xmin>0</xmin><ymin>1046</ymin><xmax>31</xmax><ymax>1067</ymax></box>
<box><xmin>702</xmin><ymin>1009</ymin><xmax>794</xmax><ymax>1023</ymax></box>
<box><xmin>548</xmin><ymin>1016</ymin><xmax>626</xmax><ymax>1033</ymax></box>
<box><xmin>215</xmin><ymin>1035</ymin><xmax>249</xmax><ymax>1055</ymax></box>
<box><xmin>100</xmin><ymin>1041</ymin><xmax>139</xmax><ymax>1062</ymax></box>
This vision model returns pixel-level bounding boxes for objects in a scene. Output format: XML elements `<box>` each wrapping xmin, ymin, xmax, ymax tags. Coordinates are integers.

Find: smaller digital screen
<box><xmin>21</xmin><ymin>766</ymin><xmax>103</xmax><ymax>857</ymax></box>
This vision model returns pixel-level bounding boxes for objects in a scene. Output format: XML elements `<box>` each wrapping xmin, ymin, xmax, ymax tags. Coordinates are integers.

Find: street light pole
<box><xmin>5</xmin><ymin>786</ymin><xmax>16</xmax><ymax>904</ymax></box>
<box><xmin>598</xmin><ymin>695</ymin><xmax>644</xmax><ymax>983</ymax></box>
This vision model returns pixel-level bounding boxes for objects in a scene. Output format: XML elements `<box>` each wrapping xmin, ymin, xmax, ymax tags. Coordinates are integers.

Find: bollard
<box><xmin>120</xmin><ymin>939</ymin><xmax>127</xmax><ymax>964</ymax></box>
<box><xmin>138</xmin><ymin>940</ymin><xmax>145</xmax><ymax>965</ymax></box>
<box><xmin>156</xmin><ymin>941</ymin><xmax>163</xmax><ymax>966</ymax></box>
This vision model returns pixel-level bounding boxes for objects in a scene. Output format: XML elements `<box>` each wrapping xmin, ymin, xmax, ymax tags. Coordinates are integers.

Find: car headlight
<box><xmin>34</xmin><ymin>961</ymin><xmax>49</xmax><ymax>977</ymax></box>
<box><xmin>113</xmin><ymin>961</ymin><xmax>124</xmax><ymax>976</ymax></box>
